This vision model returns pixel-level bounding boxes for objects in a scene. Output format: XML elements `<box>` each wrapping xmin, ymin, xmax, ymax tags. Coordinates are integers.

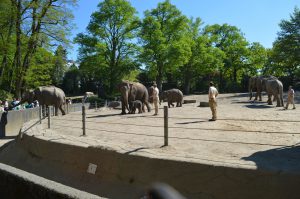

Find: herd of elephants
<box><xmin>13</xmin><ymin>75</ymin><xmax>284</xmax><ymax>116</ymax></box>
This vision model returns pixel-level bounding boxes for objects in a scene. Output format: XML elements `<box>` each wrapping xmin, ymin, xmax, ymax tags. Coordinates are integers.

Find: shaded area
<box><xmin>0</xmin><ymin>139</ymin><xmax>15</xmax><ymax>153</ymax></box>
<box><xmin>124</xmin><ymin>147</ymin><xmax>148</xmax><ymax>155</ymax></box>
<box><xmin>244</xmin><ymin>104</ymin><xmax>273</xmax><ymax>109</ymax></box>
<box><xmin>232</xmin><ymin>100</ymin><xmax>266</xmax><ymax>104</ymax></box>
<box><xmin>242</xmin><ymin>145</ymin><xmax>300</xmax><ymax>173</ymax></box>
<box><xmin>87</xmin><ymin>113</ymin><xmax>121</xmax><ymax>118</ymax></box>
<box><xmin>0</xmin><ymin>112</ymin><xmax>8</xmax><ymax>138</ymax></box>
<box><xmin>175</xmin><ymin>120</ymin><xmax>207</xmax><ymax>124</ymax></box>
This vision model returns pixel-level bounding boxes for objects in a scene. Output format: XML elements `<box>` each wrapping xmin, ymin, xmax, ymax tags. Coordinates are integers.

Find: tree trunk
<box><xmin>13</xmin><ymin>0</ymin><xmax>22</xmax><ymax>98</ymax></box>
<box><xmin>156</xmin><ymin>62</ymin><xmax>163</xmax><ymax>92</ymax></box>
<box><xmin>183</xmin><ymin>67</ymin><xmax>192</xmax><ymax>95</ymax></box>
<box><xmin>0</xmin><ymin>4</ymin><xmax>14</xmax><ymax>85</ymax></box>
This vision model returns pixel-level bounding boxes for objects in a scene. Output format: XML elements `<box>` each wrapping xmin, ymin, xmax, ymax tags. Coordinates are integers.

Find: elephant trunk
<box><xmin>124</xmin><ymin>92</ymin><xmax>130</xmax><ymax>112</ymax></box>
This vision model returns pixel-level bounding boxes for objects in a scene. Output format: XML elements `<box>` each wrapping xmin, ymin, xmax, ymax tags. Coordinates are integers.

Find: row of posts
<box><xmin>43</xmin><ymin>104</ymin><xmax>169</xmax><ymax>146</ymax></box>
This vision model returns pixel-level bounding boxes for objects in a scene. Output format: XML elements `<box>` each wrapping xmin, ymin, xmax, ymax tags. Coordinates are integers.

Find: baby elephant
<box><xmin>161</xmin><ymin>89</ymin><xmax>183</xmax><ymax>108</ymax></box>
<box><xmin>129</xmin><ymin>100</ymin><xmax>143</xmax><ymax>114</ymax></box>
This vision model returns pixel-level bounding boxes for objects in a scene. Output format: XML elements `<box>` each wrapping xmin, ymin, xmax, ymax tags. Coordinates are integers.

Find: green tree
<box><xmin>0</xmin><ymin>0</ymin><xmax>76</xmax><ymax>97</ymax></box>
<box><xmin>25</xmin><ymin>47</ymin><xmax>54</xmax><ymax>88</ymax></box>
<box><xmin>75</xmin><ymin>0</ymin><xmax>140</xmax><ymax>94</ymax></box>
<box><xmin>179</xmin><ymin>17</ymin><xmax>224</xmax><ymax>94</ymax></box>
<box><xmin>0</xmin><ymin>0</ymin><xmax>16</xmax><ymax>91</ymax></box>
<box><xmin>62</xmin><ymin>63</ymin><xmax>81</xmax><ymax>95</ymax></box>
<box><xmin>204</xmin><ymin>24</ymin><xmax>249</xmax><ymax>91</ymax></box>
<box><xmin>52</xmin><ymin>45</ymin><xmax>67</xmax><ymax>86</ymax></box>
<box><xmin>139</xmin><ymin>0</ymin><xmax>190</xmax><ymax>91</ymax></box>
<box><xmin>246</xmin><ymin>42</ymin><xmax>268</xmax><ymax>76</ymax></box>
<box><xmin>272</xmin><ymin>7</ymin><xmax>300</xmax><ymax>82</ymax></box>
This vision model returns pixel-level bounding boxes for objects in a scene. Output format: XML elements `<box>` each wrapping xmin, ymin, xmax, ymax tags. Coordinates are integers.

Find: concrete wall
<box><xmin>4</xmin><ymin>132</ymin><xmax>299</xmax><ymax>199</ymax></box>
<box><xmin>0</xmin><ymin>163</ymin><xmax>103</xmax><ymax>199</ymax></box>
<box><xmin>0</xmin><ymin>103</ymin><xmax>89</xmax><ymax>137</ymax></box>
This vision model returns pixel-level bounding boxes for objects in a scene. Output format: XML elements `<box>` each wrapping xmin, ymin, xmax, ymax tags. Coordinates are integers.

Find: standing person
<box><xmin>3</xmin><ymin>100</ymin><xmax>9</xmax><ymax>111</ymax></box>
<box><xmin>0</xmin><ymin>100</ymin><xmax>4</xmax><ymax>112</ymax></box>
<box><xmin>208</xmin><ymin>81</ymin><xmax>219</xmax><ymax>121</ymax></box>
<box><xmin>152</xmin><ymin>83</ymin><xmax>160</xmax><ymax>116</ymax></box>
<box><xmin>285</xmin><ymin>85</ymin><xmax>296</xmax><ymax>110</ymax></box>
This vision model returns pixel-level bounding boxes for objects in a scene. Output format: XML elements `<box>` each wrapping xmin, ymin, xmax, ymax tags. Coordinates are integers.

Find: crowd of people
<box><xmin>0</xmin><ymin>98</ymin><xmax>39</xmax><ymax>112</ymax></box>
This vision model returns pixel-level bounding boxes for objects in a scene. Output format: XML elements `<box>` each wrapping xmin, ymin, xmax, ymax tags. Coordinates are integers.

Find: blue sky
<box><xmin>68</xmin><ymin>0</ymin><xmax>299</xmax><ymax>60</ymax></box>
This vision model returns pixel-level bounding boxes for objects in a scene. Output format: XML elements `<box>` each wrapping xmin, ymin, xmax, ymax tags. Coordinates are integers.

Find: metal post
<box><xmin>164</xmin><ymin>106</ymin><xmax>168</xmax><ymax>146</ymax></box>
<box><xmin>43</xmin><ymin>105</ymin><xmax>46</xmax><ymax>118</ymax></box>
<box><xmin>82</xmin><ymin>105</ymin><xmax>86</xmax><ymax>136</ymax></box>
<box><xmin>47</xmin><ymin>106</ymin><xmax>51</xmax><ymax>129</ymax></box>
<box><xmin>52</xmin><ymin>106</ymin><xmax>55</xmax><ymax>116</ymax></box>
<box><xmin>95</xmin><ymin>101</ymin><xmax>97</xmax><ymax>110</ymax></box>
<box><xmin>39</xmin><ymin>106</ymin><xmax>42</xmax><ymax>124</ymax></box>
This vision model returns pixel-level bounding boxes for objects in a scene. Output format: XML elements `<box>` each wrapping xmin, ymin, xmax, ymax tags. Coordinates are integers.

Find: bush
<box><xmin>0</xmin><ymin>90</ymin><xmax>13</xmax><ymax>101</ymax></box>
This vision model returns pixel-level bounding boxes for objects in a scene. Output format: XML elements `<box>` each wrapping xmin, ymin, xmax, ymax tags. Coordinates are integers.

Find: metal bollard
<box><xmin>39</xmin><ymin>106</ymin><xmax>42</xmax><ymax>124</ymax></box>
<box><xmin>95</xmin><ymin>101</ymin><xmax>97</xmax><ymax>111</ymax></box>
<box><xmin>52</xmin><ymin>106</ymin><xmax>55</xmax><ymax>116</ymax></box>
<box><xmin>164</xmin><ymin>106</ymin><xmax>168</xmax><ymax>146</ymax></box>
<box><xmin>82</xmin><ymin>105</ymin><xmax>86</xmax><ymax>136</ymax></box>
<box><xmin>47</xmin><ymin>106</ymin><xmax>51</xmax><ymax>129</ymax></box>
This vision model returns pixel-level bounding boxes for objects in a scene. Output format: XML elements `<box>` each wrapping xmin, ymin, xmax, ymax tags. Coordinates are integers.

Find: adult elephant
<box><xmin>249</xmin><ymin>76</ymin><xmax>259</xmax><ymax>100</ymax></box>
<box><xmin>117</xmin><ymin>80</ymin><xmax>151</xmax><ymax>114</ymax></box>
<box><xmin>262</xmin><ymin>79</ymin><xmax>284</xmax><ymax>107</ymax></box>
<box><xmin>161</xmin><ymin>89</ymin><xmax>183</xmax><ymax>108</ymax></box>
<box><xmin>17</xmin><ymin>86</ymin><xmax>66</xmax><ymax>115</ymax></box>
<box><xmin>249</xmin><ymin>75</ymin><xmax>277</xmax><ymax>101</ymax></box>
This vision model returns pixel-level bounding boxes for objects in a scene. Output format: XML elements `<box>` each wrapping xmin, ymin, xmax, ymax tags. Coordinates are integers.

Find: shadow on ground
<box><xmin>242</xmin><ymin>145</ymin><xmax>300</xmax><ymax>173</ymax></box>
<box><xmin>244</xmin><ymin>104</ymin><xmax>273</xmax><ymax>109</ymax></box>
<box><xmin>0</xmin><ymin>139</ymin><xmax>15</xmax><ymax>153</ymax></box>
<box><xmin>87</xmin><ymin>113</ymin><xmax>121</xmax><ymax>118</ymax></box>
<box><xmin>176</xmin><ymin>120</ymin><xmax>207</xmax><ymax>125</ymax></box>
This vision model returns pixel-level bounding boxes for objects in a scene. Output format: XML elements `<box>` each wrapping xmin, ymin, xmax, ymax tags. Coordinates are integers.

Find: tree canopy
<box><xmin>1</xmin><ymin>0</ymin><xmax>299</xmax><ymax>100</ymax></box>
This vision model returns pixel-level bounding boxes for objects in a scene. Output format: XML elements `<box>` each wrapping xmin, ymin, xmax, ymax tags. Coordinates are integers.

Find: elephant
<box><xmin>262</xmin><ymin>79</ymin><xmax>284</xmax><ymax>107</ymax></box>
<box><xmin>17</xmin><ymin>86</ymin><xmax>66</xmax><ymax>116</ymax></box>
<box><xmin>249</xmin><ymin>75</ymin><xmax>277</xmax><ymax>101</ymax></box>
<box><xmin>117</xmin><ymin>80</ymin><xmax>151</xmax><ymax>114</ymax></box>
<box><xmin>129</xmin><ymin>100</ymin><xmax>143</xmax><ymax>114</ymax></box>
<box><xmin>160</xmin><ymin>89</ymin><xmax>183</xmax><ymax>108</ymax></box>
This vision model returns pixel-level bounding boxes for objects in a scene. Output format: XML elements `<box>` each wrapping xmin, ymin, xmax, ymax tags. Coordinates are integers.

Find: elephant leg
<box><xmin>59</xmin><ymin>105</ymin><xmax>66</xmax><ymax>115</ymax></box>
<box><xmin>257</xmin><ymin>90</ymin><xmax>262</xmax><ymax>101</ymax></box>
<box><xmin>254</xmin><ymin>92</ymin><xmax>258</xmax><ymax>101</ymax></box>
<box><xmin>121</xmin><ymin>101</ymin><xmax>126</xmax><ymax>114</ymax></box>
<box><xmin>144</xmin><ymin>101</ymin><xmax>151</xmax><ymax>112</ymax></box>
<box><xmin>55</xmin><ymin>106</ymin><xmax>58</xmax><ymax>116</ymax></box>
<box><xmin>267</xmin><ymin>94</ymin><xmax>272</xmax><ymax>105</ymax></box>
<box><xmin>168</xmin><ymin>102</ymin><xmax>171</xmax><ymax>108</ymax></box>
<box><xmin>276</xmin><ymin>95</ymin><xmax>281</xmax><ymax>107</ymax></box>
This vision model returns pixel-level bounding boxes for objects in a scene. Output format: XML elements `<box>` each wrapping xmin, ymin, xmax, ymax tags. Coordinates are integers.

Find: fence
<box><xmin>0</xmin><ymin>103</ymin><xmax>90</xmax><ymax>137</ymax></box>
<box><xmin>3</xmin><ymin>99</ymin><xmax>300</xmax><ymax>148</ymax></box>
<box><xmin>47</xmin><ymin>104</ymin><xmax>170</xmax><ymax>146</ymax></box>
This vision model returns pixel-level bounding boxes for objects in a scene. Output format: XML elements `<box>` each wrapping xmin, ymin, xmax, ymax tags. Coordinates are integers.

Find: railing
<box><xmin>0</xmin><ymin>103</ymin><xmax>90</xmax><ymax>137</ymax></box>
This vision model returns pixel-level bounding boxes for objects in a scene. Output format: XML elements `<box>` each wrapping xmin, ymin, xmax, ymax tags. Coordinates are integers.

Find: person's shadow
<box><xmin>0</xmin><ymin>112</ymin><xmax>8</xmax><ymax>138</ymax></box>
